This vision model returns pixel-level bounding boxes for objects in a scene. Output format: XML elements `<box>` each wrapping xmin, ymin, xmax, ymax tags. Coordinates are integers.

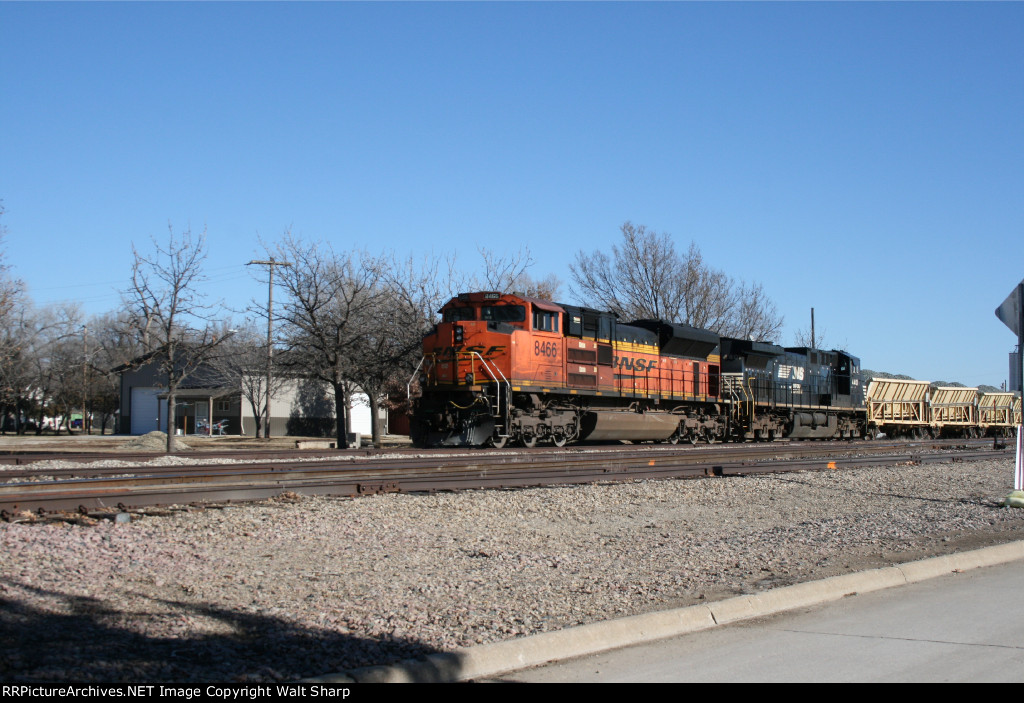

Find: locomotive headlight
<box><xmin>453</xmin><ymin>324</ymin><xmax>464</xmax><ymax>343</ymax></box>
<box><xmin>465</xmin><ymin>372</ymin><xmax>474</xmax><ymax>385</ymax></box>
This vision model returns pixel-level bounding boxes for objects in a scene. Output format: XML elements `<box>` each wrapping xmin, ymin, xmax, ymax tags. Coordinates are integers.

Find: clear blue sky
<box><xmin>2</xmin><ymin>2</ymin><xmax>1021</xmax><ymax>387</ymax></box>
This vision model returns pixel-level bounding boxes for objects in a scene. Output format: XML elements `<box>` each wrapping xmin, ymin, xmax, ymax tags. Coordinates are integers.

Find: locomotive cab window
<box><xmin>481</xmin><ymin>305</ymin><xmax>526</xmax><ymax>323</ymax></box>
<box><xmin>443</xmin><ymin>307</ymin><xmax>476</xmax><ymax>322</ymax></box>
<box><xmin>533</xmin><ymin>309</ymin><xmax>559</xmax><ymax>332</ymax></box>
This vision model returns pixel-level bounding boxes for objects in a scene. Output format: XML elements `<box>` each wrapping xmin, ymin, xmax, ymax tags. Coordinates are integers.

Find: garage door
<box><xmin>350</xmin><ymin>393</ymin><xmax>372</xmax><ymax>435</ymax></box>
<box><xmin>130</xmin><ymin>388</ymin><xmax>165</xmax><ymax>435</ymax></box>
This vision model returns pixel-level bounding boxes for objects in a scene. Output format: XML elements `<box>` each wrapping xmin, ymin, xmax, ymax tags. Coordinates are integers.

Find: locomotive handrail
<box><xmin>467</xmin><ymin>350</ymin><xmax>512</xmax><ymax>438</ymax></box>
<box><xmin>467</xmin><ymin>351</ymin><xmax>508</xmax><ymax>384</ymax></box>
<box><xmin>721</xmin><ymin>372</ymin><xmax>753</xmax><ymax>436</ymax></box>
<box><xmin>746</xmin><ymin>376</ymin><xmax>757</xmax><ymax>430</ymax></box>
<box><xmin>406</xmin><ymin>355</ymin><xmax>433</xmax><ymax>401</ymax></box>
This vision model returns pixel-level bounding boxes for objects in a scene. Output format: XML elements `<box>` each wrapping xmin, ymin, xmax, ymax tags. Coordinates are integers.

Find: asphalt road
<box><xmin>497</xmin><ymin>559</ymin><xmax>1024</xmax><ymax>683</ymax></box>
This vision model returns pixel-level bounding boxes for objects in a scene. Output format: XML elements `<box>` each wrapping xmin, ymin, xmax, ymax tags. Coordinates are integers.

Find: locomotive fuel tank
<box><xmin>578</xmin><ymin>411</ymin><xmax>680</xmax><ymax>442</ymax></box>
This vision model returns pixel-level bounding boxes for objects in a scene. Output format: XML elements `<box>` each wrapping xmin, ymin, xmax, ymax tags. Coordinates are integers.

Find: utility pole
<box><xmin>82</xmin><ymin>325</ymin><xmax>88</xmax><ymax>435</ymax></box>
<box><xmin>811</xmin><ymin>308</ymin><xmax>816</xmax><ymax>349</ymax></box>
<box><xmin>247</xmin><ymin>258</ymin><xmax>291</xmax><ymax>439</ymax></box>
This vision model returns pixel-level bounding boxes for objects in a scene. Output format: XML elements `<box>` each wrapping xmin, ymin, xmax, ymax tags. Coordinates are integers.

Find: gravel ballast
<box><xmin>2</xmin><ymin>456</ymin><xmax>1023</xmax><ymax>682</ymax></box>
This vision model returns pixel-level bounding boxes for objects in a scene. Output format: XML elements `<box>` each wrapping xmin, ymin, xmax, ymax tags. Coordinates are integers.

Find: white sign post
<box><xmin>996</xmin><ymin>281</ymin><xmax>1024</xmax><ymax>507</ymax></box>
<box><xmin>1016</xmin><ymin>426</ymin><xmax>1023</xmax><ymax>492</ymax></box>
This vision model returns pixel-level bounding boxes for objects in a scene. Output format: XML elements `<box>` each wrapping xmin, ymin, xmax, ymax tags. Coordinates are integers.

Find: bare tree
<box><xmin>476</xmin><ymin>246</ymin><xmax>534</xmax><ymax>291</ymax></box>
<box><xmin>123</xmin><ymin>225</ymin><xmax>231</xmax><ymax>452</ymax></box>
<box><xmin>792</xmin><ymin>326</ymin><xmax>826</xmax><ymax>349</ymax></box>
<box><xmin>475</xmin><ymin>247</ymin><xmax>562</xmax><ymax>300</ymax></box>
<box><xmin>213</xmin><ymin>323</ymin><xmax>287</xmax><ymax>438</ymax></box>
<box><xmin>30</xmin><ymin>304</ymin><xmax>87</xmax><ymax>434</ymax></box>
<box><xmin>0</xmin><ymin>202</ymin><xmax>30</xmax><ymax>428</ymax></box>
<box><xmin>0</xmin><ymin>305</ymin><xmax>42</xmax><ymax>433</ymax></box>
<box><xmin>726</xmin><ymin>281</ymin><xmax>784</xmax><ymax>342</ymax></box>
<box><xmin>569</xmin><ymin>223</ymin><xmax>684</xmax><ymax>320</ymax></box>
<box><xmin>267</xmin><ymin>232</ymin><xmax>383</xmax><ymax>448</ymax></box>
<box><xmin>791</xmin><ymin>315</ymin><xmax>847</xmax><ymax>352</ymax></box>
<box><xmin>269</xmin><ymin>240</ymin><xmax>562</xmax><ymax>447</ymax></box>
<box><xmin>354</xmin><ymin>254</ymin><xmax>456</xmax><ymax>447</ymax></box>
<box><xmin>369</xmin><ymin>251</ymin><xmax>462</xmax><ymax>441</ymax></box>
<box><xmin>86</xmin><ymin>310</ymin><xmax>150</xmax><ymax>434</ymax></box>
<box><xmin>570</xmin><ymin>222</ymin><xmax>783</xmax><ymax>340</ymax></box>
<box><xmin>380</xmin><ymin>251</ymin><xmax>458</xmax><ymax>333</ymax></box>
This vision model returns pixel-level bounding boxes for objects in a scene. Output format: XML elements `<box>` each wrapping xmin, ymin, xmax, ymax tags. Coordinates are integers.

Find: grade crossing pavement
<box><xmin>496</xmin><ymin>557</ymin><xmax>1024</xmax><ymax>683</ymax></box>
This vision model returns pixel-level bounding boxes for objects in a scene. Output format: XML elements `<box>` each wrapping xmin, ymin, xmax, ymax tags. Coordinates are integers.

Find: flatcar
<box><xmin>408</xmin><ymin>291</ymin><xmax>871</xmax><ymax>447</ymax></box>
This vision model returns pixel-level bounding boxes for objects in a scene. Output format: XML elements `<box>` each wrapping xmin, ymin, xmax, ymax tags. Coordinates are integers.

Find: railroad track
<box><xmin>0</xmin><ymin>439</ymin><xmax>1011</xmax><ymax>519</ymax></box>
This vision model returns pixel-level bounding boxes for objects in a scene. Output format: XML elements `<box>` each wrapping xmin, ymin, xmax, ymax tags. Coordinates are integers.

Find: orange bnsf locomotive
<box><xmin>408</xmin><ymin>291</ymin><xmax>867</xmax><ymax>447</ymax></box>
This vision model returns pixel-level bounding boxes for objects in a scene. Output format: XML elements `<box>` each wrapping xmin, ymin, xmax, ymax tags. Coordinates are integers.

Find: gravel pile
<box><xmin>2</xmin><ymin>457</ymin><xmax>1023</xmax><ymax>682</ymax></box>
<box><xmin>118</xmin><ymin>431</ymin><xmax>190</xmax><ymax>452</ymax></box>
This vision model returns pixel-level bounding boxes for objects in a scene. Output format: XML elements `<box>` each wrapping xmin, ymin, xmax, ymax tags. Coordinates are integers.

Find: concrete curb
<box><xmin>306</xmin><ymin>540</ymin><xmax>1024</xmax><ymax>684</ymax></box>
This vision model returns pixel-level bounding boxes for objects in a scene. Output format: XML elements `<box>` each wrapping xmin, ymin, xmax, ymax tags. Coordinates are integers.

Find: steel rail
<box><xmin>0</xmin><ymin>443</ymin><xmax>1009</xmax><ymax>518</ymax></box>
<box><xmin>0</xmin><ymin>438</ymin><xmax>999</xmax><ymax>480</ymax></box>
<box><xmin>0</xmin><ymin>448</ymin><xmax>373</xmax><ymax>467</ymax></box>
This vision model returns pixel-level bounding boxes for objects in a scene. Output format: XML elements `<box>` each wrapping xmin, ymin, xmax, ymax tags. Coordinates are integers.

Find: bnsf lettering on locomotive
<box><xmin>613</xmin><ymin>356</ymin><xmax>657</xmax><ymax>373</ymax></box>
<box><xmin>534</xmin><ymin>341</ymin><xmax>559</xmax><ymax>358</ymax></box>
<box><xmin>433</xmin><ymin>345</ymin><xmax>506</xmax><ymax>359</ymax></box>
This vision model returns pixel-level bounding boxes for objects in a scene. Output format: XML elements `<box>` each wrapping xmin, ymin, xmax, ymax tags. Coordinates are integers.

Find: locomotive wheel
<box><xmin>552</xmin><ymin>433</ymin><xmax>568</xmax><ymax>448</ymax></box>
<box><xmin>705</xmin><ymin>431</ymin><xmax>717</xmax><ymax>445</ymax></box>
<box><xmin>489</xmin><ymin>435</ymin><xmax>509</xmax><ymax>449</ymax></box>
<box><xmin>666</xmin><ymin>432</ymin><xmax>680</xmax><ymax>445</ymax></box>
<box><xmin>520</xmin><ymin>434</ymin><xmax>538</xmax><ymax>449</ymax></box>
<box><xmin>688</xmin><ymin>429</ymin><xmax>700</xmax><ymax>445</ymax></box>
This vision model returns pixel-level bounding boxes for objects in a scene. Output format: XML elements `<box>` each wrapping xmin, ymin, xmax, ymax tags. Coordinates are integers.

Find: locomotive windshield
<box><xmin>443</xmin><ymin>307</ymin><xmax>476</xmax><ymax>322</ymax></box>
<box><xmin>481</xmin><ymin>305</ymin><xmax>526</xmax><ymax>323</ymax></box>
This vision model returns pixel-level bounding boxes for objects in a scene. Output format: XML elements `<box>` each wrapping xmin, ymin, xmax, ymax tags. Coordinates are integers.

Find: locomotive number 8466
<box><xmin>408</xmin><ymin>291</ymin><xmax>870</xmax><ymax>448</ymax></box>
